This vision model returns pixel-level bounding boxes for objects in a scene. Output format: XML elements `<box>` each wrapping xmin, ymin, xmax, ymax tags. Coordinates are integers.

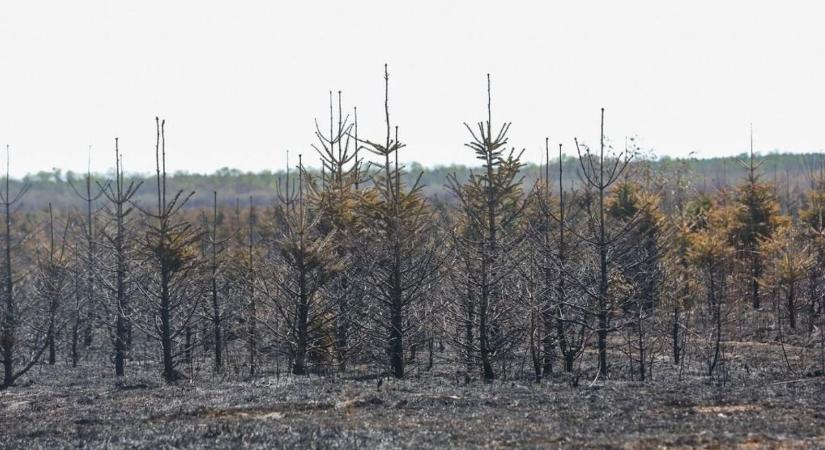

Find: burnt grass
<box><xmin>2</xmin><ymin>352</ymin><xmax>825</xmax><ymax>449</ymax></box>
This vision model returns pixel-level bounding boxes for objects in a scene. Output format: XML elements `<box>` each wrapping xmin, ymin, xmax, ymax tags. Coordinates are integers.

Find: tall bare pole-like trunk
<box><xmin>46</xmin><ymin>204</ymin><xmax>57</xmax><ymax>366</ymax></box>
<box><xmin>209</xmin><ymin>191</ymin><xmax>223</xmax><ymax>373</ymax></box>
<box><xmin>2</xmin><ymin>147</ymin><xmax>16</xmax><ymax>387</ymax></box>
<box><xmin>156</xmin><ymin>119</ymin><xmax>176</xmax><ymax>382</ymax></box>
<box><xmin>540</xmin><ymin>139</ymin><xmax>554</xmax><ymax>377</ymax></box>
<box><xmin>292</xmin><ymin>155</ymin><xmax>310</xmax><ymax>376</ymax></box>
<box><xmin>113</xmin><ymin>146</ymin><xmax>127</xmax><ymax>377</ymax></box>
<box><xmin>596</xmin><ymin>110</ymin><xmax>609</xmax><ymax>378</ymax></box>
<box><xmin>554</xmin><ymin>143</ymin><xmax>576</xmax><ymax>372</ymax></box>
<box><xmin>82</xmin><ymin>167</ymin><xmax>97</xmax><ymax>347</ymax></box>
<box><xmin>71</xmin><ymin>246</ymin><xmax>82</xmax><ymax>367</ymax></box>
<box><xmin>1</xmin><ymin>146</ymin><xmax>36</xmax><ymax>389</ymax></box>
<box><xmin>247</xmin><ymin>196</ymin><xmax>257</xmax><ymax>376</ymax></box>
<box><xmin>69</xmin><ymin>148</ymin><xmax>104</xmax><ymax>351</ymax></box>
<box><xmin>103</xmin><ymin>138</ymin><xmax>141</xmax><ymax>377</ymax></box>
<box><xmin>478</xmin><ymin>74</ymin><xmax>497</xmax><ymax>381</ymax></box>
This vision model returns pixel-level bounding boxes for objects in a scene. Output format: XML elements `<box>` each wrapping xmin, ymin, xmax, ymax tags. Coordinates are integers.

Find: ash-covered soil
<box><xmin>2</xmin><ymin>363</ymin><xmax>824</xmax><ymax>449</ymax></box>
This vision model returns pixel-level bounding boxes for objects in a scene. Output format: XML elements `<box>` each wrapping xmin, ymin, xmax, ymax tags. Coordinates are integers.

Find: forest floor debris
<box><xmin>2</xmin><ymin>364</ymin><xmax>825</xmax><ymax>449</ymax></box>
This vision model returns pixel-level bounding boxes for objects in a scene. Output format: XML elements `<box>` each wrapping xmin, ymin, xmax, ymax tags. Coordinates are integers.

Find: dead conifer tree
<box><xmin>538</xmin><ymin>140</ymin><xmax>556</xmax><ymax>377</ymax></box>
<box><xmin>68</xmin><ymin>150</ymin><xmax>105</xmax><ymax>349</ymax></box>
<box><xmin>446</xmin><ymin>75</ymin><xmax>527</xmax><ymax>381</ymax></box>
<box><xmin>359</xmin><ymin>65</ymin><xmax>440</xmax><ymax>378</ymax></box>
<box><xmin>202</xmin><ymin>191</ymin><xmax>234</xmax><ymax>373</ymax></box>
<box><xmin>242</xmin><ymin>196</ymin><xmax>259</xmax><ymax>376</ymax></box>
<box><xmin>309</xmin><ymin>91</ymin><xmax>364</xmax><ymax>372</ymax></box>
<box><xmin>262</xmin><ymin>155</ymin><xmax>339</xmax><ymax>375</ymax></box>
<box><xmin>530</xmin><ymin>141</ymin><xmax>590</xmax><ymax>374</ymax></box>
<box><xmin>99</xmin><ymin>138</ymin><xmax>142</xmax><ymax>377</ymax></box>
<box><xmin>69</xmin><ymin>245</ymin><xmax>84</xmax><ymax>367</ymax></box>
<box><xmin>523</xmin><ymin>140</ymin><xmax>559</xmax><ymax>381</ymax></box>
<box><xmin>135</xmin><ymin>118</ymin><xmax>202</xmax><ymax>382</ymax></box>
<box><xmin>0</xmin><ymin>145</ymin><xmax>44</xmax><ymax>389</ymax></box>
<box><xmin>574</xmin><ymin>108</ymin><xmax>633</xmax><ymax>378</ymax></box>
<box><xmin>32</xmin><ymin>204</ymin><xmax>72</xmax><ymax>366</ymax></box>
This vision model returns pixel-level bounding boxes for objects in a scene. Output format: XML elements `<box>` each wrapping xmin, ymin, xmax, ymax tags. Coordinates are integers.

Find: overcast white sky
<box><xmin>0</xmin><ymin>1</ymin><xmax>823</xmax><ymax>177</ymax></box>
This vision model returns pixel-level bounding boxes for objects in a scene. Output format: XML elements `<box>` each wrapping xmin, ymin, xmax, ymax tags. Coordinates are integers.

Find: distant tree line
<box><xmin>9</xmin><ymin>152</ymin><xmax>823</xmax><ymax>214</ymax></box>
<box><xmin>2</xmin><ymin>67</ymin><xmax>824</xmax><ymax>389</ymax></box>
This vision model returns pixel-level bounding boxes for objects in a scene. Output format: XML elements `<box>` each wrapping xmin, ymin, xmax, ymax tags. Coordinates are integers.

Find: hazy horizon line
<box><xmin>6</xmin><ymin>149</ymin><xmax>824</xmax><ymax>182</ymax></box>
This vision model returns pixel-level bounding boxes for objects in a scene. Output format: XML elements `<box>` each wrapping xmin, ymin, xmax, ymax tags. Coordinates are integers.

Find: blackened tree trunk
<box><xmin>1</xmin><ymin>146</ymin><xmax>25</xmax><ymax>388</ymax></box>
<box><xmin>71</xmin><ymin>256</ymin><xmax>82</xmax><ymax>368</ymax></box>
<box><xmin>208</xmin><ymin>191</ymin><xmax>224</xmax><ymax>373</ymax></box>
<box><xmin>100</xmin><ymin>138</ymin><xmax>142</xmax><ymax>378</ymax></box>
<box><xmin>160</xmin><ymin>269</ymin><xmax>175</xmax><ymax>381</ymax></box>
<box><xmin>293</xmin><ymin>248</ymin><xmax>309</xmax><ymax>376</ymax></box>
<box><xmin>672</xmin><ymin>303</ymin><xmax>681</xmax><ymax>365</ymax></box>
<box><xmin>389</xmin><ymin>261</ymin><xmax>404</xmax><ymax>378</ymax></box>
<box><xmin>787</xmin><ymin>282</ymin><xmax>797</xmax><ymax>330</ymax></box>
<box><xmin>69</xmin><ymin>159</ymin><xmax>104</xmax><ymax>351</ymax></box>
<box><xmin>36</xmin><ymin>204</ymin><xmax>70</xmax><ymax>369</ymax></box>
<box><xmin>247</xmin><ymin>197</ymin><xmax>257</xmax><ymax>376</ymax></box>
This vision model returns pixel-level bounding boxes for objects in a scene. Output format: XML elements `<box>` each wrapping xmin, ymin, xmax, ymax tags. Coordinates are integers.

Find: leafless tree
<box><xmin>32</xmin><ymin>204</ymin><xmax>72</xmax><ymax>366</ymax></box>
<box><xmin>99</xmin><ymin>138</ymin><xmax>142</xmax><ymax>377</ymax></box>
<box><xmin>68</xmin><ymin>150</ymin><xmax>106</xmax><ymax>349</ymax></box>
<box><xmin>574</xmin><ymin>108</ymin><xmax>633</xmax><ymax>378</ymax></box>
<box><xmin>1</xmin><ymin>145</ymin><xmax>42</xmax><ymax>389</ymax></box>
<box><xmin>201</xmin><ymin>191</ymin><xmax>234</xmax><ymax>373</ymax></box>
